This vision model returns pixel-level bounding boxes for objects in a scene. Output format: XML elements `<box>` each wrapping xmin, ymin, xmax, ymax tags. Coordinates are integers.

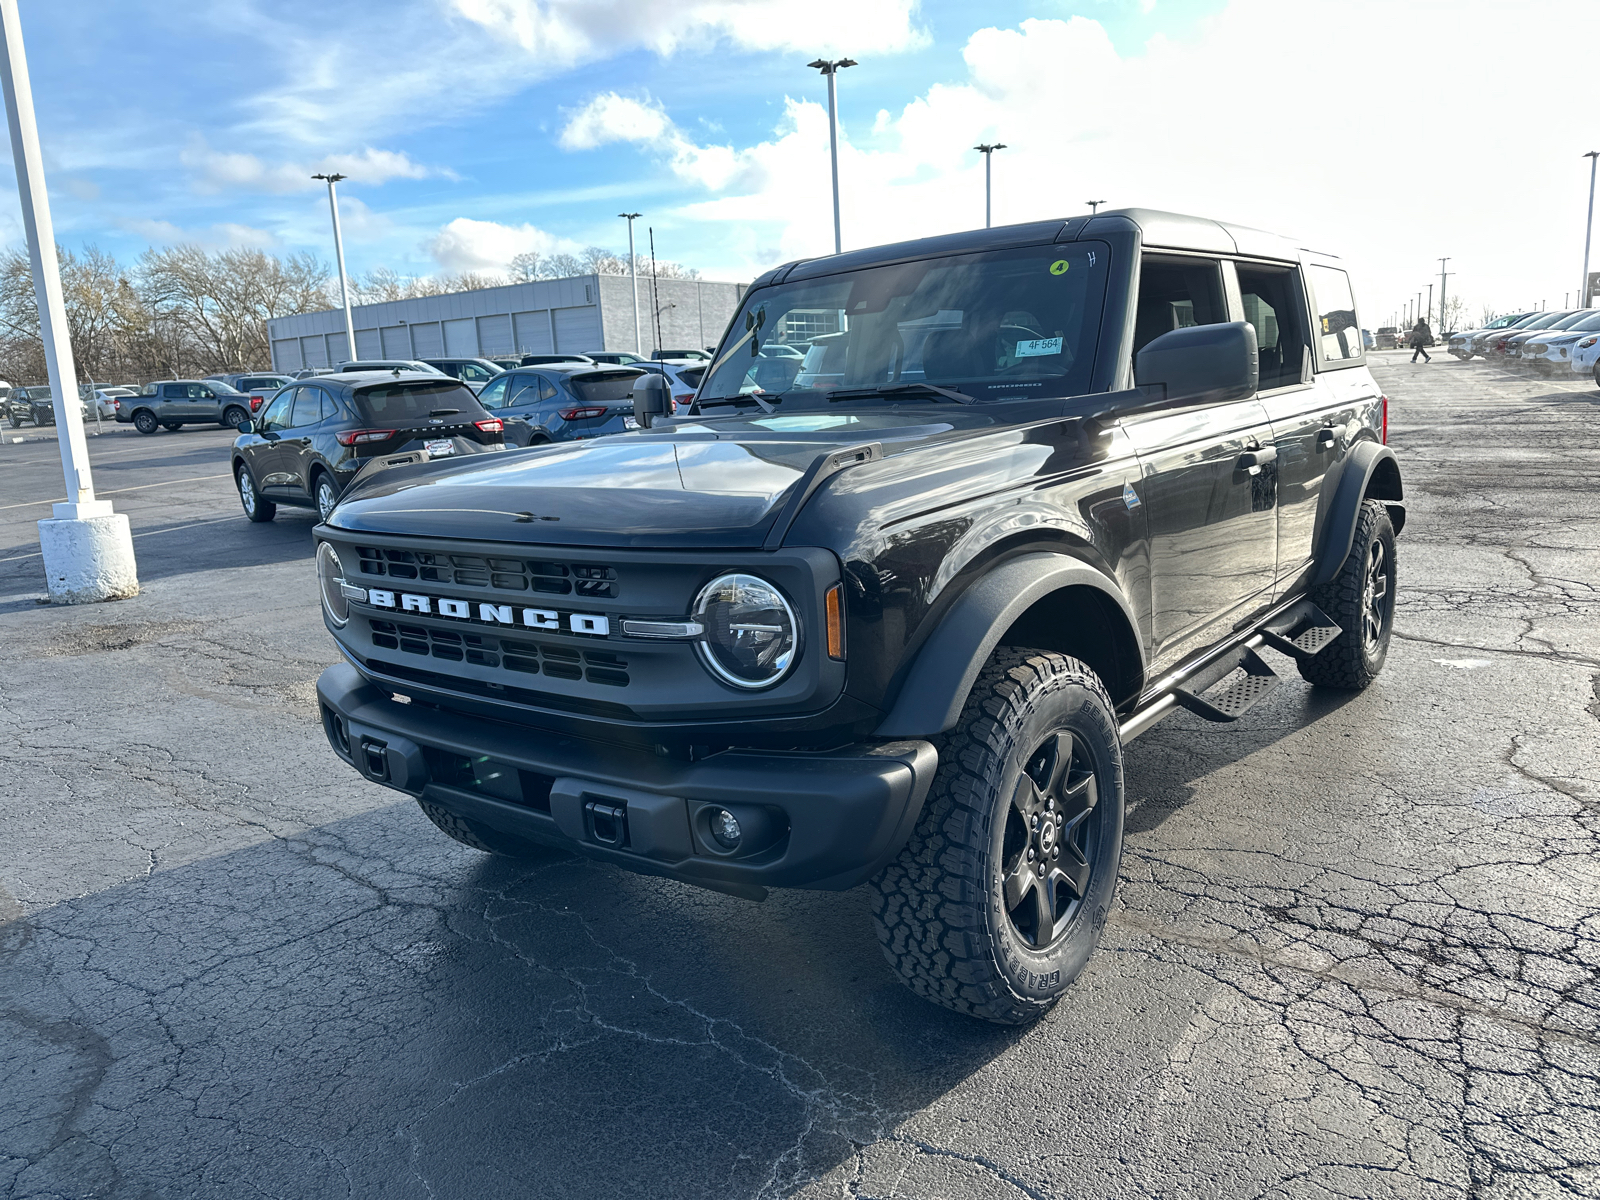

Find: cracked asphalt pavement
<box><xmin>2</xmin><ymin>354</ymin><xmax>1597</xmax><ymax>1199</ymax></box>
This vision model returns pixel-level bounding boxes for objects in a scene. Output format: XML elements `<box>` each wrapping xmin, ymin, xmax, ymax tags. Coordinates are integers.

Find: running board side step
<box><xmin>1117</xmin><ymin>599</ymin><xmax>1345</xmax><ymax>740</ymax></box>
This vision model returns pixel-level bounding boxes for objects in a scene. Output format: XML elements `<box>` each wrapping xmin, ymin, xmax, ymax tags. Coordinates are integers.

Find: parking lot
<box><xmin>2</xmin><ymin>353</ymin><xmax>1596</xmax><ymax>1199</ymax></box>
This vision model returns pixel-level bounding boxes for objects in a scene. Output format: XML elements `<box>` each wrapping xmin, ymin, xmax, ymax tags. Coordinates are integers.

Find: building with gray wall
<box><xmin>266</xmin><ymin>274</ymin><xmax>747</xmax><ymax>372</ymax></box>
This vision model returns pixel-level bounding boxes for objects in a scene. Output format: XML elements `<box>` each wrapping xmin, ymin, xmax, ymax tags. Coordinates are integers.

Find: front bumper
<box><xmin>317</xmin><ymin>663</ymin><xmax>938</xmax><ymax>894</ymax></box>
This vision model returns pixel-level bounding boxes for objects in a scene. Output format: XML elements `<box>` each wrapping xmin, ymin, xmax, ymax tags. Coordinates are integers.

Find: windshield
<box><xmin>1548</xmin><ymin>311</ymin><xmax>1597</xmax><ymax>330</ymax></box>
<box><xmin>354</xmin><ymin>380</ymin><xmax>484</xmax><ymax>423</ymax></box>
<box><xmin>698</xmin><ymin>242</ymin><xmax>1108</xmax><ymax>406</ymax></box>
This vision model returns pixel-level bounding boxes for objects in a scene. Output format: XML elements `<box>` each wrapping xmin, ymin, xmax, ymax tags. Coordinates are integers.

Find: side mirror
<box><xmin>240</xmin><ymin>418</ymin><xmax>256</xmax><ymax>434</ymax></box>
<box><xmin>632</xmin><ymin>373</ymin><xmax>669</xmax><ymax>429</ymax></box>
<box><xmin>1133</xmin><ymin>321</ymin><xmax>1259</xmax><ymax>410</ymax></box>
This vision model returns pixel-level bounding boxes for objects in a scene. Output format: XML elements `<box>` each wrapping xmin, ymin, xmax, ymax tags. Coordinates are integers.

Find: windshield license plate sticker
<box><xmin>1015</xmin><ymin>337</ymin><xmax>1064</xmax><ymax>358</ymax></box>
<box><xmin>425</xmin><ymin>439</ymin><xmax>455</xmax><ymax>456</ymax></box>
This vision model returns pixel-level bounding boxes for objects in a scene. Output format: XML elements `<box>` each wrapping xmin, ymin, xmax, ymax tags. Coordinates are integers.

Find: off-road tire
<box><xmin>417</xmin><ymin>798</ymin><xmax>561</xmax><ymax>859</ymax></box>
<box><xmin>236</xmin><ymin>465</ymin><xmax>275</xmax><ymax>522</ymax></box>
<box><xmin>221</xmin><ymin>405</ymin><xmax>249</xmax><ymax>430</ymax></box>
<box><xmin>133</xmin><ymin>409</ymin><xmax>158</xmax><ymax>435</ymax></box>
<box><xmin>871</xmin><ymin>648</ymin><xmax>1125</xmax><ymax>1025</ymax></box>
<box><xmin>1298</xmin><ymin>499</ymin><xmax>1396</xmax><ymax>690</ymax></box>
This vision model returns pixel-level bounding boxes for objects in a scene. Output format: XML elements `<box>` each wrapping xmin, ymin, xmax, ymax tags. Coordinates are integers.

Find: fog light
<box><xmin>710</xmin><ymin>808</ymin><xmax>742</xmax><ymax>850</ymax></box>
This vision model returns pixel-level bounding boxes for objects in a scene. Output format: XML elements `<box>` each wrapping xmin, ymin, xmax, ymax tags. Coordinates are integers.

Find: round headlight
<box><xmin>317</xmin><ymin>542</ymin><xmax>349</xmax><ymax>626</ymax></box>
<box><xmin>693</xmin><ymin>573</ymin><xmax>800</xmax><ymax>689</ymax></box>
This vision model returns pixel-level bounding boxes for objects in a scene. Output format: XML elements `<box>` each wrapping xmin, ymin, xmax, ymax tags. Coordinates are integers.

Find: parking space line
<box><xmin>0</xmin><ymin>472</ymin><xmax>232</xmax><ymax>511</ymax></box>
<box><xmin>0</xmin><ymin>513</ymin><xmax>244</xmax><ymax>563</ymax></box>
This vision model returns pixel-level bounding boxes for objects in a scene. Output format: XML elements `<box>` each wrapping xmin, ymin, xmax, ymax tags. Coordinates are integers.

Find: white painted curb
<box><xmin>37</xmin><ymin>513</ymin><xmax>139</xmax><ymax>603</ymax></box>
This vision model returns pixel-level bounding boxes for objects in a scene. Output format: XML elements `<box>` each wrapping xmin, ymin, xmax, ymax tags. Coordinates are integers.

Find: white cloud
<box><xmin>456</xmin><ymin>0</ymin><xmax>925</xmax><ymax>60</ymax></box>
<box><xmin>119</xmin><ymin>219</ymin><xmax>279</xmax><ymax>250</ymax></box>
<box><xmin>182</xmin><ymin>139</ymin><xmax>446</xmax><ymax>194</ymax></box>
<box><xmin>565</xmin><ymin>1</ymin><xmax>1600</xmax><ymax>319</ymax></box>
<box><xmin>425</xmin><ymin>217</ymin><xmax>583</xmax><ymax>273</ymax></box>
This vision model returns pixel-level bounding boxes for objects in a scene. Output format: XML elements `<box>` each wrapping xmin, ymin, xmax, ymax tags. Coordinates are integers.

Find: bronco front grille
<box><xmin>368</xmin><ymin>618</ymin><xmax>630</xmax><ymax>687</ymax></box>
<box><xmin>355</xmin><ymin>546</ymin><xmax>617</xmax><ymax>599</ymax></box>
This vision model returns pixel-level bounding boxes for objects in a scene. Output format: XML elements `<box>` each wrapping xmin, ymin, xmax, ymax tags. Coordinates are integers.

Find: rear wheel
<box><xmin>871</xmin><ymin>648</ymin><xmax>1125</xmax><ymax>1025</ymax></box>
<box><xmin>221</xmin><ymin>405</ymin><xmax>248</xmax><ymax>430</ymax></box>
<box><xmin>133</xmin><ymin>409</ymin><xmax>158</xmax><ymax>435</ymax></box>
<box><xmin>314</xmin><ymin>474</ymin><xmax>339</xmax><ymax>522</ymax></box>
<box><xmin>236</xmin><ymin>464</ymin><xmax>275</xmax><ymax>522</ymax></box>
<box><xmin>1298</xmin><ymin>499</ymin><xmax>1397</xmax><ymax>691</ymax></box>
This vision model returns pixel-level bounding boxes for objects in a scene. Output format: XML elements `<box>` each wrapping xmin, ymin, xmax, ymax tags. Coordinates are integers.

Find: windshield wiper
<box><xmin>826</xmin><ymin>382</ymin><xmax>976</xmax><ymax>405</ymax></box>
<box><xmin>697</xmin><ymin>391</ymin><xmax>777</xmax><ymax>414</ymax></box>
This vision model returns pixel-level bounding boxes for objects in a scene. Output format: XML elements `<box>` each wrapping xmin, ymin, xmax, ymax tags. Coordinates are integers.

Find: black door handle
<box><xmin>1236</xmin><ymin>446</ymin><xmax>1278</xmax><ymax>475</ymax></box>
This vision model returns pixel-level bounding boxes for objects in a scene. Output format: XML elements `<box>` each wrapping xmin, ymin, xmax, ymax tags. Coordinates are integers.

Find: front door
<box><xmin>189</xmin><ymin>382</ymin><xmax>222</xmax><ymax>421</ymax></box>
<box><xmin>1122</xmin><ymin>255</ymin><xmax>1278</xmax><ymax>669</ymax></box>
<box><xmin>253</xmin><ymin>388</ymin><xmax>297</xmax><ymax>491</ymax></box>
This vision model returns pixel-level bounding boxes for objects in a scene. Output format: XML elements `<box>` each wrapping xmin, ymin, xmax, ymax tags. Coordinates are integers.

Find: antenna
<box><xmin>649</xmin><ymin>227</ymin><xmax>664</xmax><ymax>356</ymax></box>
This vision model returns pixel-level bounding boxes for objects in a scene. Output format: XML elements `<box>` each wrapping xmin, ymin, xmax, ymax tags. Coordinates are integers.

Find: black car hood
<box><xmin>329</xmin><ymin>409</ymin><xmax>986</xmax><ymax>548</ymax></box>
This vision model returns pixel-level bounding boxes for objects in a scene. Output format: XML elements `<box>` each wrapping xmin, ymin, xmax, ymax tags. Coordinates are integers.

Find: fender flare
<box><xmin>1311</xmin><ymin>441</ymin><xmax>1405</xmax><ymax>587</ymax></box>
<box><xmin>874</xmin><ymin>553</ymin><xmax>1143</xmax><ymax>738</ymax></box>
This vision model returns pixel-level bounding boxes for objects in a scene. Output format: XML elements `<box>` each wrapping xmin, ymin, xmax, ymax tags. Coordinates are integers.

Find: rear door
<box><xmin>159</xmin><ymin>384</ymin><xmax>188</xmax><ymax>423</ymax></box>
<box><xmin>1253</xmin><ymin>261</ymin><xmax>1361</xmax><ymax>595</ymax></box>
<box><xmin>280</xmin><ymin>386</ymin><xmax>331</xmax><ymax>494</ymax></box>
<box><xmin>1121</xmin><ymin>254</ymin><xmax>1279</xmax><ymax>669</ymax></box>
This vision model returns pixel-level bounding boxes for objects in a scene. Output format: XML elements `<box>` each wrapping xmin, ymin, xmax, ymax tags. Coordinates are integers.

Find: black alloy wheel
<box><xmin>1298</xmin><ymin>498</ymin><xmax>1397</xmax><ymax>690</ymax></box>
<box><xmin>315</xmin><ymin>475</ymin><xmax>339</xmax><ymax>522</ymax></box>
<box><xmin>132</xmin><ymin>409</ymin><xmax>158</xmax><ymax>435</ymax></box>
<box><xmin>1001</xmin><ymin>730</ymin><xmax>1101</xmax><ymax>949</ymax></box>
<box><xmin>236</xmin><ymin>464</ymin><xmax>275</xmax><ymax>522</ymax></box>
<box><xmin>221</xmin><ymin>405</ymin><xmax>249</xmax><ymax>430</ymax></box>
<box><xmin>872</xmin><ymin>648</ymin><xmax>1125</xmax><ymax>1024</ymax></box>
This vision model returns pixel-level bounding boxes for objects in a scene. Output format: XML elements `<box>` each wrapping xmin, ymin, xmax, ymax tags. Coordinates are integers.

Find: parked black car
<box><xmin>312</xmin><ymin>208</ymin><xmax>1404</xmax><ymax>1025</ymax></box>
<box><xmin>476</xmin><ymin>363</ymin><xmax>646</xmax><ymax>446</ymax></box>
<box><xmin>117</xmin><ymin>380</ymin><xmax>253</xmax><ymax>434</ymax></box>
<box><xmin>4</xmin><ymin>385</ymin><xmax>60</xmax><ymax>427</ymax></box>
<box><xmin>584</xmin><ymin>351</ymin><xmax>648</xmax><ymax>366</ymax></box>
<box><xmin>230</xmin><ymin>372</ymin><xmax>508</xmax><ymax>523</ymax></box>
<box><xmin>419</xmin><ymin>358</ymin><xmax>504</xmax><ymax>393</ymax></box>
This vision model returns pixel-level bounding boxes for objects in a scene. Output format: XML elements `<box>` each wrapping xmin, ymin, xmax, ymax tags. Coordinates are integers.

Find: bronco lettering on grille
<box><xmin>364</xmin><ymin>589</ymin><xmax>609</xmax><ymax>635</ymax></box>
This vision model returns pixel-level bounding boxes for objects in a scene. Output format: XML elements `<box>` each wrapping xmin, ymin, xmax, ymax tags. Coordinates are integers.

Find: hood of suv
<box><xmin>328</xmin><ymin>408</ymin><xmax>979</xmax><ymax>548</ymax></box>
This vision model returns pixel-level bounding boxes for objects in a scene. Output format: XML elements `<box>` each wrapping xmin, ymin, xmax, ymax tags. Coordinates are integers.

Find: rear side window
<box><xmin>354</xmin><ymin>380</ymin><xmax>483</xmax><ymax>422</ymax></box>
<box><xmin>1235</xmin><ymin>264</ymin><xmax>1311</xmax><ymax>390</ymax></box>
<box><xmin>289</xmin><ymin>389</ymin><xmax>325</xmax><ymax>427</ymax></box>
<box><xmin>568</xmin><ymin>370</ymin><xmax>645</xmax><ymax>404</ymax></box>
<box><xmin>1308</xmin><ymin>265</ymin><xmax>1364</xmax><ymax>366</ymax></box>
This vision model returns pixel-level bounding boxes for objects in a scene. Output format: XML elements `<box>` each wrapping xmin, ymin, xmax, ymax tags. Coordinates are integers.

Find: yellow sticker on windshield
<box><xmin>1049</xmin><ymin>259</ymin><xmax>1070</xmax><ymax>275</ymax></box>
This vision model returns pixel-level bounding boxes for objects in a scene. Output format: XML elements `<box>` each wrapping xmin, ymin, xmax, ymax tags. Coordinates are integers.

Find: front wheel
<box><xmin>236</xmin><ymin>465</ymin><xmax>275</xmax><ymax>522</ymax></box>
<box><xmin>1298</xmin><ymin>499</ymin><xmax>1397</xmax><ymax>690</ymax></box>
<box><xmin>6</xmin><ymin>413</ymin><xmax>18</xmax><ymax>428</ymax></box>
<box><xmin>871</xmin><ymin>648</ymin><xmax>1125</xmax><ymax>1025</ymax></box>
<box><xmin>314</xmin><ymin>474</ymin><xmax>339</xmax><ymax>522</ymax></box>
<box><xmin>417</xmin><ymin>799</ymin><xmax>563</xmax><ymax>859</ymax></box>
<box><xmin>133</xmin><ymin>410</ymin><xmax>158</xmax><ymax>435</ymax></box>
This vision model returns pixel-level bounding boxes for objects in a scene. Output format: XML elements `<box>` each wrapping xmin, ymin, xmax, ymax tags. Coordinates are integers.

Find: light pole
<box><xmin>1583</xmin><ymin>152</ymin><xmax>1599</xmax><ymax>307</ymax></box>
<box><xmin>1438</xmin><ymin>257</ymin><xmax>1453</xmax><ymax>332</ymax></box>
<box><xmin>1087</xmin><ymin>199</ymin><xmax>1106</xmax><ymax>213</ymax></box>
<box><xmin>808</xmin><ymin>57</ymin><xmax>856</xmax><ymax>254</ymax></box>
<box><xmin>619</xmin><ymin>212</ymin><xmax>642</xmax><ymax>353</ymax></box>
<box><xmin>974</xmin><ymin>143</ymin><xmax>1005</xmax><ymax>228</ymax></box>
<box><xmin>0</xmin><ymin>0</ymin><xmax>136</xmax><ymax>600</ymax></box>
<box><xmin>1426</xmin><ymin>284</ymin><xmax>1433</xmax><ymax>329</ymax></box>
<box><xmin>312</xmin><ymin>172</ymin><xmax>356</xmax><ymax>363</ymax></box>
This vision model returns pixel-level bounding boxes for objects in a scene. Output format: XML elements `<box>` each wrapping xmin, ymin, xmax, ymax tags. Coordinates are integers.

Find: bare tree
<box><xmin>507</xmin><ymin>252</ymin><xmax>541</xmax><ymax>283</ymax></box>
<box><xmin>539</xmin><ymin>252</ymin><xmax>583</xmax><ymax>279</ymax></box>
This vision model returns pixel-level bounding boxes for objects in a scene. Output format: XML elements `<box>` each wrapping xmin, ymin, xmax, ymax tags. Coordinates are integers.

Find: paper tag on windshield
<box><xmin>1015</xmin><ymin>337</ymin><xmax>1063</xmax><ymax>358</ymax></box>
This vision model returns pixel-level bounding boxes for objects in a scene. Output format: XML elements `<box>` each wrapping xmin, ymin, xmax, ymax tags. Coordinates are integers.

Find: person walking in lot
<box><xmin>1410</xmin><ymin>318</ymin><xmax>1433</xmax><ymax>363</ymax></box>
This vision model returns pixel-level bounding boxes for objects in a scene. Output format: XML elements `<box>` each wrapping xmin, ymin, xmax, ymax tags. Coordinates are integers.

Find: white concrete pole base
<box><xmin>37</xmin><ymin>511</ymin><xmax>139</xmax><ymax>603</ymax></box>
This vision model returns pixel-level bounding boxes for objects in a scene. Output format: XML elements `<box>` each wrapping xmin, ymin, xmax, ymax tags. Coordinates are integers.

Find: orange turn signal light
<box><xmin>825</xmin><ymin>583</ymin><xmax>845</xmax><ymax>660</ymax></box>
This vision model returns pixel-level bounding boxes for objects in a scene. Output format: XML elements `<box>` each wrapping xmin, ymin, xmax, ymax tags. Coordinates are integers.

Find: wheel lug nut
<box><xmin>1026</xmin><ymin>848</ymin><xmax>1035</xmax><ymax>861</ymax></box>
<box><xmin>1031</xmin><ymin>815</ymin><xmax>1040</xmax><ymax>830</ymax></box>
<box><xmin>1052</xmin><ymin>846</ymin><xmax>1060</xmax><ymax>858</ymax></box>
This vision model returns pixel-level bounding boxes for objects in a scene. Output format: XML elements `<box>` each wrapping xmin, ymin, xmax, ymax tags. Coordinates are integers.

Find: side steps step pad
<box><xmin>1173</xmin><ymin>648</ymin><xmax>1281</xmax><ymax>723</ymax></box>
<box><xmin>1259</xmin><ymin>603</ymin><xmax>1343</xmax><ymax>663</ymax></box>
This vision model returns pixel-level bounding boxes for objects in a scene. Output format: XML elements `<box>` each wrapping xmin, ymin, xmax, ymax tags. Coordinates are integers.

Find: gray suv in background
<box><xmin>117</xmin><ymin>379</ymin><xmax>253</xmax><ymax>434</ymax></box>
<box><xmin>419</xmin><ymin>357</ymin><xmax>504</xmax><ymax>393</ymax></box>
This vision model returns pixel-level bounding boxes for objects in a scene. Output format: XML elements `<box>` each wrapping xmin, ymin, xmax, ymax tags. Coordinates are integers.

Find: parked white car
<box><xmin>1569</xmin><ymin>329</ymin><xmax>1600</xmax><ymax>381</ymax></box>
<box><xmin>1522</xmin><ymin>311</ymin><xmax>1600</xmax><ymax>374</ymax></box>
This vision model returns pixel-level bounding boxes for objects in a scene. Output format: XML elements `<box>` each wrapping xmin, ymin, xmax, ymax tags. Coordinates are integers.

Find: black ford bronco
<box><xmin>313</xmin><ymin>208</ymin><xmax>1403</xmax><ymax>1024</ymax></box>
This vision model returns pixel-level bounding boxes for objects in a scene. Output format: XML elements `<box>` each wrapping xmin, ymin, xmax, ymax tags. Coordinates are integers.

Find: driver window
<box><xmin>1132</xmin><ymin>256</ymin><xmax>1226</xmax><ymax>360</ymax></box>
<box><xmin>260</xmin><ymin>389</ymin><xmax>295</xmax><ymax>432</ymax></box>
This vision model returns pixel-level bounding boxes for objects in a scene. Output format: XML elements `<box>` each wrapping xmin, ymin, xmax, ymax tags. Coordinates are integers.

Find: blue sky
<box><xmin>9</xmin><ymin>0</ymin><xmax>1600</xmax><ymax>323</ymax></box>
